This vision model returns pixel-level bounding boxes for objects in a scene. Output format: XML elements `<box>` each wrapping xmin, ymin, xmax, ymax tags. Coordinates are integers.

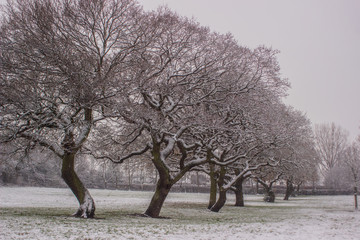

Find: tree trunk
<box><xmin>284</xmin><ymin>180</ymin><xmax>295</xmax><ymax>200</ymax></box>
<box><xmin>354</xmin><ymin>186</ymin><xmax>358</xmax><ymax>210</ymax></box>
<box><xmin>257</xmin><ymin>178</ymin><xmax>276</xmax><ymax>203</ymax></box>
<box><xmin>264</xmin><ymin>189</ymin><xmax>275</xmax><ymax>203</ymax></box>
<box><xmin>296</xmin><ymin>182</ymin><xmax>302</xmax><ymax>195</ymax></box>
<box><xmin>144</xmin><ymin>139</ymin><xmax>174</xmax><ymax>218</ymax></box>
<box><xmin>144</xmin><ymin>179</ymin><xmax>172</xmax><ymax>218</ymax></box>
<box><xmin>261</xmin><ymin>183</ymin><xmax>275</xmax><ymax>203</ymax></box>
<box><xmin>210</xmin><ymin>189</ymin><xmax>227</xmax><ymax>212</ymax></box>
<box><xmin>312</xmin><ymin>180</ymin><xmax>316</xmax><ymax>194</ymax></box>
<box><xmin>61</xmin><ymin>153</ymin><xmax>95</xmax><ymax>218</ymax></box>
<box><xmin>234</xmin><ymin>188</ymin><xmax>244</xmax><ymax>207</ymax></box>
<box><xmin>210</xmin><ymin>166</ymin><xmax>227</xmax><ymax>212</ymax></box>
<box><xmin>208</xmin><ymin>163</ymin><xmax>217</xmax><ymax>209</ymax></box>
<box><xmin>234</xmin><ymin>177</ymin><xmax>245</xmax><ymax>207</ymax></box>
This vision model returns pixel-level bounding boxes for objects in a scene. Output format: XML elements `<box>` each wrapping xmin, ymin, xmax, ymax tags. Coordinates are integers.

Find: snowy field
<box><xmin>0</xmin><ymin>187</ymin><xmax>359</xmax><ymax>240</ymax></box>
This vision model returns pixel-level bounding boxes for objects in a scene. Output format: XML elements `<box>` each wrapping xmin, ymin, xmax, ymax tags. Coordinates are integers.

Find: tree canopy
<box><xmin>0</xmin><ymin>0</ymin><xmax>321</xmax><ymax>218</ymax></box>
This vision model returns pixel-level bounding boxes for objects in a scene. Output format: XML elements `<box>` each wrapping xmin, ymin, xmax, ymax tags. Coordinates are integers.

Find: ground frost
<box><xmin>1</xmin><ymin>187</ymin><xmax>359</xmax><ymax>239</ymax></box>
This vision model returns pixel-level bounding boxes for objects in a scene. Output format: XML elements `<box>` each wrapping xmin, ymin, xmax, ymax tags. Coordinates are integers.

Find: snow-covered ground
<box><xmin>0</xmin><ymin>187</ymin><xmax>359</xmax><ymax>240</ymax></box>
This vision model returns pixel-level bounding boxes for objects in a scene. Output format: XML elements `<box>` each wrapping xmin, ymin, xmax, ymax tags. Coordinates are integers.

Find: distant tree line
<box><xmin>1</xmin><ymin>0</ymin><xmax>359</xmax><ymax>218</ymax></box>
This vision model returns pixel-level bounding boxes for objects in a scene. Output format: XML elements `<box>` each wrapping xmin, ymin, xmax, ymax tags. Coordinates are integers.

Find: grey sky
<box><xmin>1</xmin><ymin>0</ymin><xmax>359</xmax><ymax>139</ymax></box>
<box><xmin>138</xmin><ymin>0</ymin><xmax>360</xmax><ymax>140</ymax></box>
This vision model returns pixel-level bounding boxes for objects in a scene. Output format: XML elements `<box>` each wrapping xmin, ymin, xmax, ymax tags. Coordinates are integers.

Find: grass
<box><xmin>1</xmin><ymin>187</ymin><xmax>359</xmax><ymax>239</ymax></box>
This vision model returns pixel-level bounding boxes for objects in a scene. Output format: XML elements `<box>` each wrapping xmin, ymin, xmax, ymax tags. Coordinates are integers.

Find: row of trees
<box><xmin>0</xmin><ymin>0</ymin><xmax>358</xmax><ymax>218</ymax></box>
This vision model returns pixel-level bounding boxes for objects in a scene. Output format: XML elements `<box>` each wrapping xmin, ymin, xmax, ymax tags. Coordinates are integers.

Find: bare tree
<box><xmin>280</xmin><ymin>110</ymin><xmax>317</xmax><ymax>200</ymax></box>
<box><xmin>282</xmin><ymin>144</ymin><xmax>319</xmax><ymax>200</ymax></box>
<box><xmin>244</xmin><ymin>105</ymin><xmax>315</xmax><ymax>203</ymax></box>
<box><xmin>314</xmin><ymin>123</ymin><xmax>348</xmax><ymax>183</ymax></box>
<box><xmin>87</xmin><ymin>5</ymin><xmax>290</xmax><ymax>217</ymax></box>
<box><xmin>0</xmin><ymin>0</ymin><xmax>145</xmax><ymax>218</ymax></box>
<box><xmin>85</xmin><ymin>8</ymin><xmax>228</xmax><ymax>218</ymax></box>
<box><xmin>196</xmin><ymin>50</ymin><xmax>292</xmax><ymax>212</ymax></box>
<box><xmin>344</xmin><ymin>140</ymin><xmax>360</xmax><ymax>210</ymax></box>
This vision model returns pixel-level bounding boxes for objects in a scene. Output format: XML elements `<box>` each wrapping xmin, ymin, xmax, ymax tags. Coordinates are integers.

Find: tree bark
<box><xmin>256</xmin><ymin>177</ymin><xmax>278</xmax><ymax>203</ymax></box>
<box><xmin>144</xmin><ymin>179</ymin><xmax>172</xmax><ymax>218</ymax></box>
<box><xmin>144</xmin><ymin>138</ymin><xmax>173</xmax><ymax>218</ymax></box>
<box><xmin>208</xmin><ymin>163</ymin><xmax>217</xmax><ymax>209</ymax></box>
<box><xmin>354</xmin><ymin>186</ymin><xmax>358</xmax><ymax>210</ymax></box>
<box><xmin>61</xmin><ymin>153</ymin><xmax>95</xmax><ymax>218</ymax></box>
<box><xmin>144</xmin><ymin>134</ymin><xmax>206</xmax><ymax>217</ymax></box>
<box><xmin>210</xmin><ymin>166</ymin><xmax>227</xmax><ymax>212</ymax></box>
<box><xmin>210</xmin><ymin>189</ymin><xmax>227</xmax><ymax>212</ymax></box>
<box><xmin>260</xmin><ymin>182</ymin><xmax>275</xmax><ymax>202</ymax></box>
<box><xmin>284</xmin><ymin>180</ymin><xmax>295</xmax><ymax>200</ymax></box>
<box><xmin>296</xmin><ymin>182</ymin><xmax>302</xmax><ymax>195</ymax></box>
<box><xmin>264</xmin><ymin>190</ymin><xmax>275</xmax><ymax>202</ymax></box>
<box><xmin>234</xmin><ymin>177</ymin><xmax>245</xmax><ymax>207</ymax></box>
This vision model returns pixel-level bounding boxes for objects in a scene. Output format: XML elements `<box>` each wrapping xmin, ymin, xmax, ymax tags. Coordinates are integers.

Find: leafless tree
<box><xmin>314</xmin><ymin>123</ymin><xmax>349</xmax><ymax>184</ymax></box>
<box><xmin>1</xmin><ymin>0</ymin><xmax>318</xmax><ymax>220</ymax></box>
<box><xmin>0</xmin><ymin>0</ymin><xmax>145</xmax><ymax>218</ymax></box>
<box><xmin>344</xmin><ymin>139</ymin><xmax>360</xmax><ymax>210</ymax></box>
<box><xmin>194</xmin><ymin>51</ymin><xmax>292</xmax><ymax>212</ymax></box>
<box><xmin>245</xmin><ymin>105</ymin><xmax>315</xmax><ymax>203</ymax></box>
<box><xmin>85</xmin><ymin>5</ymin><xmax>292</xmax><ymax>217</ymax></box>
<box><xmin>280</xmin><ymin>110</ymin><xmax>317</xmax><ymax>200</ymax></box>
<box><xmin>84</xmin><ymin>8</ymin><xmax>227</xmax><ymax>217</ymax></box>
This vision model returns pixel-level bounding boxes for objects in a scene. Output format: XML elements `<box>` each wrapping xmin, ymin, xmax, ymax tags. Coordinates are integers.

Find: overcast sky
<box><xmin>1</xmin><ymin>0</ymin><xmax>359</xmax><ymax>140</ymax></box>
<box><xmin>137</xmin><ymin>0</ymin><xmax>360</xmax><ymax>140</ymax></box>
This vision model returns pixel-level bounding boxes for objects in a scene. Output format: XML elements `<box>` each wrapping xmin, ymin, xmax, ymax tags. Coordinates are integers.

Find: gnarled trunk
<box><xmin>144</xmin><ymin>134</ymin><xmax>207</xmax><ymax>218</ymax></box>
<box><xmin>210</xmin><ymin>188</ymin><xmax>227</xmax><ymax>212</ymax></box>
<box><xmin>260</xmin><ymin>183</ymin><xmax>275</xmax><ymax>202</ymax></box>
<box><xmin>144</xmin><ymin>178</ymin><xmax>172</xmax><ymax>218</ymax></box>
<box><xmin>234</xmin><ymin>176</ymin><xmax>245</xmax><ymax>207</ymax></box>
<box><xmin>284</xmin><ymin>180</ymin><xmax>295</xmax><ymax>200</ymax></box>
<box><xmin>61</xmin><ymin>153</ymin><xmax>95</xmax><ymax>218</ymax></box>
<box><xmin>210</xmin><ymin>166</ymin><xmax>227</xmax><ymax>212</ymax></box>
<box><xmin>256</xmin><ymin>177</ymin><xmax>277</xmax><ymax>203</ymax></box>
<box><xmin>208</xmin><ymin>163</ymin><xmax>217</xmax><ymax>209</ymax></box>
<box><xmin>144</xmin><ymin>139</ymin><xmax>173</xmax><ymax>218</ymax></box>
<box><xmin>264</xmin><ymin>189</ymin><xmax>275</xmax><ymax>202</ymax></box>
